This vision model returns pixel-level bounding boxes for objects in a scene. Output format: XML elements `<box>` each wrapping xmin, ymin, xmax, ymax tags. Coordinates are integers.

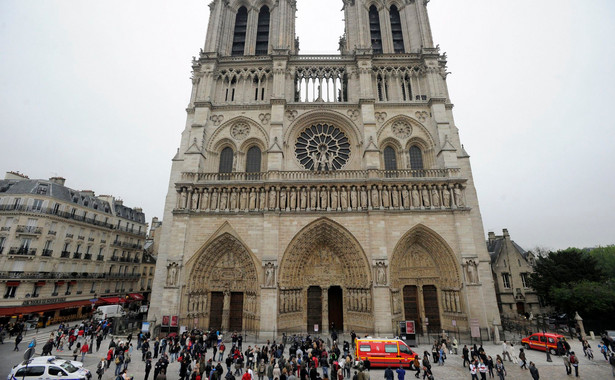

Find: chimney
<box><xmin>116</xmin><ymin>200</ymin><xmax>123</xmax><ymax>206</ymax></box>
<box><xmin>5</xmin><ymin>171</ymin><xmax>29</xmax><ymax>180</ymax></box>
<box><xmin>81</xmin><ymin>190</ymin><xmax>95</xmax><ymax>197</ymax></box>
<box><xmin>134</xmin><ymin>207</ymin><xmax>143</xmax><ymax>213</ymax></box>
<box><xmin>488</xmin><ymin>231</ymin><xmax>496</xmax><ymax>244</ymax></box>
<box><xmin>503</xmin><ymin>229</ymin><xmax>510</xmax><ymax>239</ymax></box>
<box><xmin>49</xmin><ymin>177</ymin><xmax>66</xmax><ymax>186</ymax></box>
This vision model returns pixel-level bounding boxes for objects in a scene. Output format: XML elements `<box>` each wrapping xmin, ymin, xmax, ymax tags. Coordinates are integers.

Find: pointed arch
<box><xmin>231</xmin><ymin>6</ymin><xmax>248</xmax><ymax>56</ymax></box>
<box><xmin>368</xmin><ymin>5</ymin><xmax>383</xmax><ymax>54</ymax></box>
<box><xmin>255</xmin><ymin>6</ymin><xmax>270</xmax><ymax>55</ymax></box>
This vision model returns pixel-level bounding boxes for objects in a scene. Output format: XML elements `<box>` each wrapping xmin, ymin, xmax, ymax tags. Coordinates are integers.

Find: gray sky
<box><xmin>1</xmin><ymin>1</ymin><xmax>613</xmax><ymax>251</ymax></box>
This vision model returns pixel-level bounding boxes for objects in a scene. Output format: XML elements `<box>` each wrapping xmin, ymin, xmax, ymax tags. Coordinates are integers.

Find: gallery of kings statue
<box><xmin>148</xmin><ymin>0</ymin><xmax>501</xmax><ymax>338</ymax></box>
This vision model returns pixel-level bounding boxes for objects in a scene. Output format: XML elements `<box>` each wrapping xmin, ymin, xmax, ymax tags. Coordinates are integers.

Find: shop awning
<box><xmin>98</xmin><ymin>297</ymin><xmax>127</xmax><ymax>304</ymax></box>
<box><xmin>0</xmin><ymin>299</ymin><xmax>93</xmax><ymax>316</ymax></box>
<box><xmin>35</xmin><ymin>281</ymin><xmax>46</xmax><ymax>286</ymax></box>
<box><xmin>128</xmin><ymin>293</ymin><xmax>144</xmax><ymax>301</ymax></box>
<box><xmin>6</xmin><ymin>281</ymin><xmax>20</xmax><ymax>286</ymax></box>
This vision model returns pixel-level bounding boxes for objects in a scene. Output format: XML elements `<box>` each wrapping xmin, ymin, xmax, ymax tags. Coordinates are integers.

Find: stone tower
<box><xmin>149</xmin><ymin>0</ymin><xmax>501</xmax><ymax>338</ymax></box>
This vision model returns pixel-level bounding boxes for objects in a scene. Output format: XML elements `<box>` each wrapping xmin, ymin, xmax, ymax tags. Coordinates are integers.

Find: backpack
<box><xmin>570</xmin><ymin>355</ymin><xmax>577</xmax><ymax>365</ymax></box>
<box><xmin>115</xmin><ymin>356</ymin><xmax>121</xmax><ymax>364</ymax></box>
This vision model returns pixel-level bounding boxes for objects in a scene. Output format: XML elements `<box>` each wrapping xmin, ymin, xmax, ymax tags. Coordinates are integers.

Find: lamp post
<box><xmin>538</xmin><ymin>314</ymin><xmax>552</xmax><ymax>362</ymax></box>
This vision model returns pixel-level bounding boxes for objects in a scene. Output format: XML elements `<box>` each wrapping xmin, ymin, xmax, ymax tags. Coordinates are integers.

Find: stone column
<box><xmin>418</xmin><ymin>284</ymin><xmax>427</xmax><ymax>335</ymax></box>
<box><xmin>222</xmin><ymin>290</ymin><xmax>231</xmax><ymax>331</ymax></box>
<box><xmin>322</xmin><ymin>287</ymin><xmax>329</xmax><ymax>334</ymax></box>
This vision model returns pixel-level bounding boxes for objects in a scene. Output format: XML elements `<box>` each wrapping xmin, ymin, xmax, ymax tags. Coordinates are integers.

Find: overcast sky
<box><xmin>1</xmin><ymin>1</ymin><xmax>613</xmax><ymax>251</ymax></box>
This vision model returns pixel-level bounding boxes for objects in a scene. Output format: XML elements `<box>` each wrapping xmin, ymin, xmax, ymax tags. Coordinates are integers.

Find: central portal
<box><xmin>328</xmin><ymin>286</ymin><xmax>344</xmax><ymax>332</ymax></box>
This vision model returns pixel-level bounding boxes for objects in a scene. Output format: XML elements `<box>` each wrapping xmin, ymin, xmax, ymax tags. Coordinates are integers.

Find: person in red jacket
<box><xmin>242</xmin><ymin>369</ymin><xmax>252</xmax><ymax>380</ymax></box>
<box><xmin>81</xmin><ymin>341</ymin><xmax>90</xmax><ymax>362</ymax></box>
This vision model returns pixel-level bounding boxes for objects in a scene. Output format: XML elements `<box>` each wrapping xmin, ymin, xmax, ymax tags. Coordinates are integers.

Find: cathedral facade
<box><xmin>149</xmin><ymin>0</ymin><xmax>501</xmax><ymax>337</ymax></box>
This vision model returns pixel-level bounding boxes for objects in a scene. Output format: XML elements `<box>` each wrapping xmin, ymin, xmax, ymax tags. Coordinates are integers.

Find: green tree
<box><xmin>528</xmin><ymin>248</ymin><xmax>605</xmax><ymax>307</ymax></box>
<box><xmin>589</xmin><ymin>245</ymin><xmax>615</xmax><ymax>278</ymax></box>
<box><xmin>550</xmin><ymin>280</ymin><xmax>615</xmax><ymax>315</ymax></box>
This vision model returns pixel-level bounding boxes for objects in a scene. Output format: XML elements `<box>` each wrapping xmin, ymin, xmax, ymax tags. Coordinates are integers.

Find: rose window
<box><xmin>295</xmin><ymin>123</ymin><xmax>351</xmax><ymax>171</ymax></box>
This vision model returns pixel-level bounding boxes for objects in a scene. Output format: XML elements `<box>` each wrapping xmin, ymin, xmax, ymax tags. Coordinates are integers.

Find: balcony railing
<box><xmin>42</xmin><ymin>249</ymin><xmax>53</xmax><ymax>257</ymax></box>
<box><xmin>0</xmin><ymin>205</ymin><xmax>115</xmax><ymax>229</ymax></box>
<box><xmin>110</xmin><ymin>256</ymin><xmax>118</xmax><ymax>262</ymax></box>
<box><xmin>16</xmin><ymin>226</ymin><xmax>43</xmax><ymax>235</ymax></box>
<box><xmin>182</xmin><ymin>168</ymin><xmax>461</xmax><ymax>184</ymax></box>
<box><xmin>8</xmin><ymin>247</ymin><xmax>37</xmax><ymax>256</ymax></box>
<box><xmin>0</xmin><ymin>271</ymin><xmax>117</xmax><ymax>280</ymax></box>
<box><xmin>65</xmin><ymin>234</ymin><xmax>74</xmax><ymax>239</ymax></box>
<box><xmin>47</xmin><ymin>231</ymin><xmax>57</xmax><ymax>236</ymax></box>
<box><xmin>88</xmin><ymin>237</ymin><xmax>94</xmax><ymax>242</ymax></box>
<box><xmin>77</xmin><ymin>236</ymin><xmax>85</xmax><ymax>240</ymax></box>
<box><xmin>96</xmin><ymin>255</ymin><xmax>104</xmax><ymax>261</ymax></box>
<box><xmin>72</xmin><ymin>252</ymin><xmax>82</xmax><ymax>259</ymax></box>
<box><xmin>0</xmin><ymin>227</ymin><xmax>10</xmax><ymax>232</ymax></box>
<box><xmin>60</xmin><ymin>251</ymin><xmax>70</xmax><ymax>258</ymax></box>
<box><xmin>84</xmin><ymin>253</ymin><xmax>92</xmax><ymax>260</ymax></box>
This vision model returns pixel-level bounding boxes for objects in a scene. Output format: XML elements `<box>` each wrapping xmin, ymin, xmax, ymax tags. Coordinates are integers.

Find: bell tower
<box><xmin>203</xmin><ymin>0</ymin><xmax>298</xmax><ymax>56</ymax></box>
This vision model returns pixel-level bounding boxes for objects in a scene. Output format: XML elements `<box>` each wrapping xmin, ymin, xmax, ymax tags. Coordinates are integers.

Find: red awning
<box><xmin>98</xmin><ymin>297</ymin><xmax>127</xmax><ymax>304</ymax></box>
<box><xmin>128</xmin><ymin>293</ymin><xmax>144</xmax><ymax>301</ymax></box>
<box><xmin>69</xmin><ymin>281</ymin><xmax>77</xmax><ymax>285</ymax></box>
<box><xmin>55</xmin><ymin>281</ymin><xmax>65</xmax><ymax>285</ymax></box>
<box><xmin>35</xmin><ymin>281</ymin><xmax>46</xmax><ymax>286</ymax></box>
<box><xmin>0</xmin><ymin>299</ymin><xmax>93</xmax><ymax>316</ymax></box>
<box><xmin>6</xmin><ymin>282</ymin><xmax>20</xmax><ymax>286</ymax></box>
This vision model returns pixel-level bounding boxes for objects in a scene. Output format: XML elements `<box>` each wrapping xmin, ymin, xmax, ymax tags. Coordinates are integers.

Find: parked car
<box><xmin>521</xmin><ymin>332</ymin><xmax>565</xmax><ymax>355</ymax></box>
<box><xmin>355</xmin><ymin>338</ymin><xmax>419</xmax><ymax>368</ymax></box>
<box><xmin>8</xmin><ymin>356</ymin><xmax>91</xmax><ymax>380</ymax></box>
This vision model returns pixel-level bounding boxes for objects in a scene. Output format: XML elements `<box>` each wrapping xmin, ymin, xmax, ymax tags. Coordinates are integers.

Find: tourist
<box><xmin>395</xmin><ymin>365</ymin><xmax>405</xmax><ymax>380</ymax></box>
<box><xmin>494</xmin><ymin>358</ymin><xmax>506</xmax><ymax>380</ymax></box>
<box><xmin>569</xmin><ymin>351</ymin><xmax>579</xmax><ymax>377</ymax></box>
<box><xmin>529</xmin><ymin>362</ymin><xmax>539</xmax><ymax>380</ymax></box>
<box><xmin>518</xmin><ymin>348</ymin><xmax>527</xmax><ymax>370</ymax></box>
<box><xmin>563</xmin><ymin>354</ymin><xmax>572</xmax><ymax>375</ymax></box>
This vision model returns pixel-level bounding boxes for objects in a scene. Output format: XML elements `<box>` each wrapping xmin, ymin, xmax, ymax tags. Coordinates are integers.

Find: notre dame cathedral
<box><xmin>149</xmin><ymin>0</ymin><xmax>501</xmax><ymax>338</ymax></box>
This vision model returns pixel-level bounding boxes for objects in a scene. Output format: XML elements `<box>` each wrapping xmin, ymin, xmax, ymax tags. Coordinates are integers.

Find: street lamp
<box><xmin>538</xmin><ymin>314</ymin><xmax>552</xmax><ymax>362</ymax></box>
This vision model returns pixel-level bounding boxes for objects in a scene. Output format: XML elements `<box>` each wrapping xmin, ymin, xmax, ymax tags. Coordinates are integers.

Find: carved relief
<box><xmin>374</xmin><ymin>261</ymin><xmax>388</xmax><ymax>286</ymax></box>
<box><xmin>391</xmin><ymin>121</ymin><xmax>412</xmax><ymax>139</ymax></box>
<box><xmin>166</xmin><ymin>262</ymin><xmax>180</xmax><ymax>287</ymax></box>
<box><xmin>231</xmin><ymin>122</ymin><xmax>251</xmax><ymax>140</ymax></box>
<box><xmin>258</xmin><ymin>113</ymin><xmax>271</xmax><ymax>125</ymax></box>
<box><xmin>347</xmin><ymin>109</ymin><xmax>360</xmax><ymax>121</ymax></box>
<box><xmin>375</xmin><ymin>112</ymin><xmax>388</xmax><ymax>124</ymax></box>
<box><xmin>263</xmin><ymin>262</ymin><xmax>276</xmax><ymax>288</ymax></box>
<box><xmin>415</xmin><ymin>111</ymin><xmax>429</xmax><ymax>122</ymax></box>
<box><xmin>464</xmin><ymin>259</ymin><xmax>480</xmax><ymax>284</ymax></box>
<box><xmin>210</xmin><ymin>115</ymin><xmax>224</xmax><ymax>126</ymax></box>
<box><xmin>285</xmin><ymin>109</ymin><xmax>298</xmax><ymax>121</ymax></box>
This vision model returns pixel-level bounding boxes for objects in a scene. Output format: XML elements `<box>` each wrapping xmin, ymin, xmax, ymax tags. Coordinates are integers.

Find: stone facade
<box><xmin>0</xmin><ymin>172</ymin><xmax>148</xmax><ymax>324</ymax></box>
<box><xmin>148</xmin><ymin>0</ymin><xmax>500</xmax><ymax>337</ymax></box>
<box><xmin>488</xmin><ymin>229</ymin><xmax>547</xmax><ymax>318</ymax></box>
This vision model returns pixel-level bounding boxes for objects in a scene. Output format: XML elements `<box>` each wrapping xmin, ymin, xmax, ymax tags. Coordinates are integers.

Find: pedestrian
<box><xmin>569</xmin><ymin>351</ymin><xmax>579</xmax><ymax>377</ymax></box>
<box><xmin>494</xmin><ymin>359</ymin><xmax>506</xmax><ymax>380</ymax></box>
<box><xmin>73</xmin><ymin>342</ymin><xmax>82</xmax><ymax>361</ymax></box>
<box><xmin>509</xmin><ymin>344</ymin><xmax>518</xmax><ymax>364</ymax></box>
<box><xmin>81</xmin><ymin>341</ymin><xmax>90</xmax><ymax>362</ymax></box>
<box><xmin>563</xmin><ymin>354</ymin><xmax>572</xmax><ymax>375</ymax></box>
<box><xmin>412</xmin><ymin>356</ymin><xmax>420</xmax><ymax>379</ymax></box>
<box><xmin>529</xmin><ymin>362</ymin><xmax>539</xmax><ymax>380</ymax></box>
<box><xmin>452</xmin><ymin>338</ymin><xmax>458</xmax><ymax>355</ymax></box>
<box><xmin>145</xmin><ymin>357</ymin><xmax>153</xmax><ymax>380</ymax></box>
<box><xmin>609</xmin><ymin>353</ymin><xmax>615</xmax><ymax>377</ymax></box>
<box><xmin>156</xmin><ymin>369</ymin><xmax>167</xmax><ymax>380</ymax></box>
<box><xmin>486</xmin><ymin>356</ymin><xmax>494</xmax><ymax>378</ymax></box>
<box><xmin>518</xmin><ymin>348</ymin><xmax>527</xmax><ymax>370</ymax></box>
<box><xmin>463</xmin><ymin>345</ymin><xmax>470</xmax><ymax>367</ymax></box>
<box><xmin>469</xmin><ymin>360</ymin><xmax>479</xmax><ymax>380</ymax></box>
<box><xmin>384</xmin><ymin>366</ymin><xmax>394</xmax><ymax>380</ymax></box>
<box><xmin>422</xmin><ymin>366</ymin><xmax>433</xmax><ymax>380</ymax></box>
<box><xmin>96</xmin><ymin>358</ymin><xmax>105</xmax><ymax>380</ymax></box>
<box><xmin>395</xmin><ymin>365</ymin><xmax>405</xmax><ymax>380</ymax></box>
<box><xmin>501</xmin><ymin>341</ymin><xmax>511</xmax><ymax>362</ymax></box>
<box><xmin>478</xmin><ymin>358</ymin><xmax>488</xmax><ymax>380</ymax></box>
<box><xmin>115</xmin><ymin>352</ymin><xmax>125</xmax><ymax>376</ymax></box>
<box><xmin>14</xmin><ymin>332</ymin><xmax>22</xmax><ymax>351</ymax></box>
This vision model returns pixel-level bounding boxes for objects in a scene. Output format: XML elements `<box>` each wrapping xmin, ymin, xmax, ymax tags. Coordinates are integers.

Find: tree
<box><xmin>550</xmin><ymin>280</ymin><xmax>615</xmax><ymax>315</ymax></box>
<box><xmin>528</xmin><ymin>248</ymin><xmax>605</xmax><ymax>307</ymax></box>
<box><xmin>589</xmin><ymin>245</ymin><xmax>615</xmax><ymax>279</ymax></box>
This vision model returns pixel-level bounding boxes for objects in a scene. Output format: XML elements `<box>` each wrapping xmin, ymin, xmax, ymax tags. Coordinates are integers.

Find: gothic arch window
<box><xmin>409</xmin><ymin>145</ymin><xmax>424</xmax><ymax>170</ymax></box>
<box><xmin>231</xmin><ymin>7</ymin><xmax>248</xmax><ymax>56</ymax></box>
<box><xmin>219</xmin><ymin>147</ymin><xmax>234</xmax><ymax>175</ymax></box>
<box><xmin>369</xmin><ymin>6</ymin><xmax>383</xmax><ymax>54</ymax></box>
<box><xmin>255</xmin><ymin>6</ymin><xmax>270</xmax><ymax>56</ymax></box>
<box><xmin>389</xmin><ymin>5</ymin><xmax>405</xmax><ymax>53</ymax></box>
<box><xmin>383</xmin><ymin>146</ymin><xmax>397</xmax><ymax>171</ymax></box>
<box><xmin>245</xmin><ymin>146</ymin><xmax>262</xmax><ymax>174</ymax></box>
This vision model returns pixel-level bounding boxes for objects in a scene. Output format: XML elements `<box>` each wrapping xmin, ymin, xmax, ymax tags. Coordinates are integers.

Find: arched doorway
<box><xmin>390</xmin><ymin>225</ymin><xmax>464</xmax><ymax>335</ymax></box>
<box><xmin>184</xmin><ymin>232</ymin><xmax>260</xmax><ymax>332</ymax></box>
<box><xmin>278</xmin><ymin>218</ymin><xmax>372</xmax><ymax>333</ymax></box>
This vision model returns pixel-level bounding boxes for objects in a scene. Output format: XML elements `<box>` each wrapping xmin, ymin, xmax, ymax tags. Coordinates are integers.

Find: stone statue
<box><xmin>230</xmin><ymin>189</ymin><xmax>238</xmax><ymax>210</ymax></box>
<box><xmin>179</xmin><ymin>189</ymin><xmax>187</xmax><ymax>209</ymax></box>
<box><xmin>201</xmin><ymin>189</ymin><xmax>210</xmax><ymax>211</ymax></box>
<box><xmin>191</xmin><ymin>191</ymin><xmax>199</xmax><ymax>210</ymax></box>
<box><xmin>454</xmin><ymin>185</ymin><xmax>465</xmax><ymax>207</ymax></box>
<box><xmin>411</xmin><ymin>186</ymin><xmax>420</xmax><ymax>208</ymax></box>
<box><xmin>320</xmin><ymin>187</ymin><xmax>328</xmax><ymax>209</ymax></box>
<box><xmin>465</xmin><ymin>259</ymin><xmax>479</xmax><ymax>284</ymax></box>
<box><xmin>259</xmin><ymin>188</ymin><xmax>266</xmax><ymax>210</ymax></box>
<box><xmin>391</xmin><ymin>187</ymin><xmax>399</xmax><ymax>208</ymax></box>
<box><xmin>280</xmin><ymin>189</ymin><xmax>287</xmax><ymax>210</ymax></box>
<box><xmin>350</xmin><ymin>187</ymin><xmax>358</xmax><ymax>209</ymax></box>
<box><xmin>300</xmin><ymin>188</ymin><xmax>308</xmax><ymax>210</ymax></box>
<box><xmin>376</xmin><ymin>262</ymin><xmax>387</xmax><ymax>285</ymax></box>
<box><xmin>393</xmin><ymin>293</ymin><xmax>401</xmax><ymax>314</ymax></box>
<box><xmin>360</xmin><ymin>187</ymin><xmax>368</xmax><ymax>209</ymax></box>
<box><xmin>220</xmin><ymin>189</ymin><xmax>228</xmax><ymax>210</ymax></box>
<box><xmin>371</xmin><ymin>187</ymin><xmax>380</xmax><ymax>208</ymax></box>
<box><xmin>268</xmin><ymin>187</ymin><xmax>277</xmax><ymax>210</ymax></box>
<box><xmin>401</xmin><ymin>187</ymin><xmax>410</xmax><ymax>208</ymax></box>
<box><xmin>421</xmin><ymin>187</ymin><xmax>431</xmax><ymax>208</ymax></box>
<box><xmin>240</xmin><ymin>189</ymin><xmax>248</xmax><ymax>210</ymax></box>
<box><xmin>249</xmin><ymin>189</ymin><xmax>257</xmax><ymax>210</ymax></box>
<box><xmin>166</xmin><ymin>264</ymin><xmax>178</xmax><ymax>286</ymax></box>
<box><xmin>264</xmin><ymin>263</ymin><xmax>275</xmax><ymax>287</ymax></box>
<box><xmin>211</xmin><ymin>189</ymin><xmax>219</xmax><ymax>210</ymax></box>
<box><xmin>310</xmin><ymin>187</ymin><xmax>317</xmax><ymax>210</ymax></box>
<box><xmin>289</xmin><ymin>188</ymin><xmax>297</xmax><ymax>210</ymax></box>
<box><xmin>330</xmin><ymin>187</ymin><xmax>338</xmax><ymax>209</ymax></box>
<box><xmin>442</xmin><ymin>186</ymin><xmax>451</xmax><ymax>208</ymax></box>
<box><xmin>340</xmin><ymin>188</ymin><xmax>348</xmax><ymax>209</ymax></box>
<box><xmin>431</xmin><ymin>186</ymin><xmax>440</xmax><ymax>208</ymax></box>
<box><xmin>381</xmin><ymin>186</ymin><xmax>390</xmax><ymax>208</ymax></box>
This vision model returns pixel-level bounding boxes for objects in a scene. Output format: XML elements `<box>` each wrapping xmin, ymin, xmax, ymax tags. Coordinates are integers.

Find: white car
<box><xmin>7</xmin><ymin>357</ymin><xmax>91</xmax><ymax>380</ymax></box>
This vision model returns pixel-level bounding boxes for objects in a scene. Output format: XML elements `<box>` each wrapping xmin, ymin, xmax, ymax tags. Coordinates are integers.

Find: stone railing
<box><xmin>0</xmin><ymin>271</ymin><xmax>107</xmax><ymax>280</ymax></box>
<box><xmin>174</xmin><ymin>179</ymin><xmax>468</xmax><ymax>214</ymax></box>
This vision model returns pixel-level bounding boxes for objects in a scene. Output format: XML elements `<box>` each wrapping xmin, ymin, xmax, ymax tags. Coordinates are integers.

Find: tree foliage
<box><xmin>589</xmin><ymin>245</ymin><xmax>615</xmax><ymax>279</ymax></box>
<box><xmin>550</xmin><ymin>280</ymin><xmax>615</xmax><ymax>315</ymax></box>
<box><xmin>528</xmin><ymin>248</ymin><xmax>607</xmax><ymax>313</ymax></box>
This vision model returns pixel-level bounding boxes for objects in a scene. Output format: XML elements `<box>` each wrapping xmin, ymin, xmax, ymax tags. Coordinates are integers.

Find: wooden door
<box><xmin>423</xmin><ymin>285</ymin><xmax>441</xmax><ymax>334</ymax></box>
<box><xmin>229</xmin><ymin>292</ymin><xmax>244</xmax><ymax>332</ymax></box>
<box><xmin>328</xmin><ymin>286</ymin><xmax>344</xmax><ymax>332</ymax></box>
<box><xmin>403</xmin><ymin>285</ymin><xmax>421</xmax><ymax>332</ymax></box>
<box><xmin>307</xmin><ymin>286</ymin><xmax>322</xmax><ymax>332</ymax></box>
<box><xmin>209</xmin><ymin>292</ymin><xmax>224</xmax><ymax>330</ymax></box>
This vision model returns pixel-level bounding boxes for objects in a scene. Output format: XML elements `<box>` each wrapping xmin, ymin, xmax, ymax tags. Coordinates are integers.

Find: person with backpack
<box><xmin>518</xmin><ymin>348</ymin><xmax>527</xmax><ymax>370</ymax></box>
<box><xmin>495</xmin><ymin>358</ymin><xmax>506</xmax><ymax>380</ymax></box>
<box><xmin>563</xmin><ymin>354</ymin><xmax>572</xmax><ymax>375</ymax></box>
<box><xmin>569</xmin><ymin>351</ymin><xmax>579</xmax><ymax>377</ymax></box>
